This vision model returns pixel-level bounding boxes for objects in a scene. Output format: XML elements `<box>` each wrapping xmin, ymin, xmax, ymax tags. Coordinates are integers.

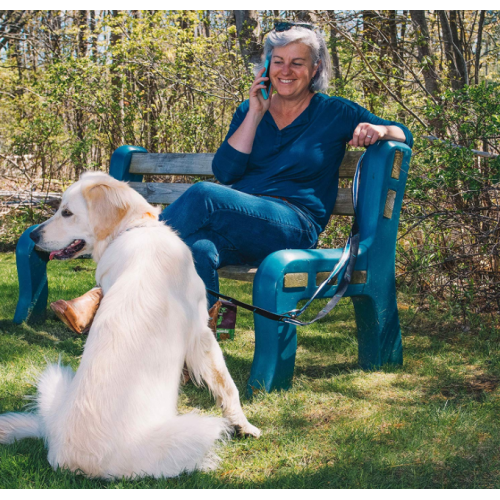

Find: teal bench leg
<box><xmin>247</xmin><ymin>307</ymin><xmax>298</xmax><ymax>397</ymax></box>
<box><xmin>247</xmin><ymin>258</ymin><xmax>301</xmax><ymax>397</ymax></box>
<box><xmin>13</xmin><ymin>225</ymin><xmax>50</xmax><ymax>324</ymax></box>
<box><xmin>245</xmin><ymin>242</ymin><xmax>402</xmax><ymax>396</ymax></box>
<box><xmin>352</xmin><ymin>288</ymin><xmax>403</xmax><ymax>369</ymax></box>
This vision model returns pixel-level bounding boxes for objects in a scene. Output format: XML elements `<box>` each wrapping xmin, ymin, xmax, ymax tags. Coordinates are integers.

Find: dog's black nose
<box><xmin>29</xmin><ymin>228</ymin><xmax>41</xmax><ymax>244</ymax></box>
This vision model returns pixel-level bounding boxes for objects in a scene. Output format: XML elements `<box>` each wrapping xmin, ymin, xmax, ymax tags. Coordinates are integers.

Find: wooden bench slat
<box><xmin>130</xmin><ymin>153</ymin><xmax>215</xmax><ymax>177</ymax></box>
<box><xmin>218</xmin><ymin>265</ymin><xmax>258</xmax><ymax>282</ymax></box>
<box><xmin>332</xmin><ymin>188</ymin><xmax>354</xmax><ymax>215</ymax></box>
<box><xmin>129</xmin><ymin>182</ymin><xmax>354</xmax><ymax>216</ymax></box>
<box><xmin>128</xmin><ymin>182</ymin><xmax>193</xmax><ymax>204</ymax></box>
<box><xmin>338</xmin><ymin>151</ymin><xmax>362</xmax><ymax>178</ymax></box>
<box><xmin>218</xmin><ymin>267</ymin><xmax>369</xmax><ymax>284</ymax></box>
<box><xmin>129</xmin><ymin>151</ymin><xmax>362</xmax><ymax>178</ymax></box>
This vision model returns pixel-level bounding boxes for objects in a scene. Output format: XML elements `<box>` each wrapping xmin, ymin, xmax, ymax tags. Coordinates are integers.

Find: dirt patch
<box><xmin>440</xmin><ymin>375</ymin><xmax>499</xmax><ymax>400</ymax></box>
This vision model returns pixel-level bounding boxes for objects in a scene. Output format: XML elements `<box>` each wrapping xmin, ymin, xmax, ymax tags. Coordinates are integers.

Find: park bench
<box><xmin>14</xmin><ymin>141</ymin><xmax>412</xmax><ymax>397</ymax></box>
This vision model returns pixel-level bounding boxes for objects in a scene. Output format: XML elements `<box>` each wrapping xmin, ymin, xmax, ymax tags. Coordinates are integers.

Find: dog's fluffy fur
<box><xmin>0</xmin><ymin>172</ymin><xmax>260</xmax><ymax>479</ymax></box>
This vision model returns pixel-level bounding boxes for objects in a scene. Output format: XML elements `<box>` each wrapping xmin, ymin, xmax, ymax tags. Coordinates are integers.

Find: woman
<box><xmin>52</xmin><ymin>22</ymin><xmax>413</xmax><ymax>334</ymax></box>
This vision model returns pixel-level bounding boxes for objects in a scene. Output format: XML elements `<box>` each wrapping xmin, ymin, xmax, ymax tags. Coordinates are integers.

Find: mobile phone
<box><xmin>260</xmin><ymin>55</ymin><xmax>272</xmax><ymax>100</ymax></box>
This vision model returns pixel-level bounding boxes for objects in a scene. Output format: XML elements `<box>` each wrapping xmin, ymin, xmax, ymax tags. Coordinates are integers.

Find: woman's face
<box><xmin>269</xmin><ymin>42</ymin><xmax>318</xmax><ymax>99</ymax></box>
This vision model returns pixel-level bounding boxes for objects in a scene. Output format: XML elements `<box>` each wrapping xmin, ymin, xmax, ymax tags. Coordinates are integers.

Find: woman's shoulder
<box><xmin>314</xmin><ymin>93</ymin><xmax>360</xmax><ymax>114</ymax></box>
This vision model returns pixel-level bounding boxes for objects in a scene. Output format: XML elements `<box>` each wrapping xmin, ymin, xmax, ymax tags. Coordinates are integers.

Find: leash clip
<box><xmin>286</xmin><ymin>308</ymin><xmax>302</xmax><ymax>320</ymax></box>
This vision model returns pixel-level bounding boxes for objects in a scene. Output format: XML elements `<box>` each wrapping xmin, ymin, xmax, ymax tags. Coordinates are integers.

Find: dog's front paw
<box><xmin>234</xmin><ymin>422</ymin><xmax>262</xmax><ymax>438</ymax></box>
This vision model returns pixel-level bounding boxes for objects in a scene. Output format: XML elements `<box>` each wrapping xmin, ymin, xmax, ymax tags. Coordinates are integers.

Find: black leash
<box><xmin>207</xmin><ymin>152</ymin><xmax>364</xmax><ymax>326</ymax></box>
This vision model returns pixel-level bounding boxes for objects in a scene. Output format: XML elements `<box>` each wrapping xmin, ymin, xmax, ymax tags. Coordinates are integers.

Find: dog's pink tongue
<box><xmin>49</xmin><ymin>250</ymin><xmax>62</xmax><ymax>261</ymax></box>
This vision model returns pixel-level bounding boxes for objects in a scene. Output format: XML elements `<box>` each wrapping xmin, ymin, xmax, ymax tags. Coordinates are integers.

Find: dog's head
<box><xmin>31</xmin><ymin>172</ymin><xmax>159</xmax><ymax>261</ymax></box>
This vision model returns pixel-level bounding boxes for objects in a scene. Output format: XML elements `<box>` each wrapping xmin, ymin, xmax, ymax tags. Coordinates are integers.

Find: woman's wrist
<box><xmin>227</xmin><ymin>112</ymin><xmax>261</xmax><ymax>154</ymax></box>
<box><xmin>349</xmin><ymin>123</ymin><xmax>406</xmax><ymax>147</ymax></box>
<box><xmin>384</xmin><ymin>125</ymin><xmax>406</xmax><ymax>142</ymax></box>
<box><xmin>247</xmin><ymin>108</ymin><xmax>266</xmax><ymax>125</ymax></box>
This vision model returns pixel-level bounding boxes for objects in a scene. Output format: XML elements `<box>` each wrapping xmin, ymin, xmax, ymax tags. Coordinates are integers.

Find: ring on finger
<box><xmin>367</xmin><ymin>135</ymin><xmax>372</xmax><ymax>138</ymax></box>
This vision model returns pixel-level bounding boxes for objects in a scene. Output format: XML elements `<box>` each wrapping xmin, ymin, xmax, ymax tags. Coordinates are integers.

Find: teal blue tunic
<box><xmin>212</xmin><ymin>93</ymin><xmax>413</xmax><ymax>232</ymax></box>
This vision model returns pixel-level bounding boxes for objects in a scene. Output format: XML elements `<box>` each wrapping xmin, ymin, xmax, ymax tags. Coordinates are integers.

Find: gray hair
<box><xmin>255</xmin><ymin>26</ymin><xmax>332</xmax><ymax>92</ymax></box>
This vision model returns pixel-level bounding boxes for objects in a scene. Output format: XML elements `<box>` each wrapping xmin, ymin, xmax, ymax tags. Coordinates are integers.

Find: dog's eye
<box><xmin>61</xmin><ymin>209</ymin><xmax>73</xmax><ymax>218</ymax></box>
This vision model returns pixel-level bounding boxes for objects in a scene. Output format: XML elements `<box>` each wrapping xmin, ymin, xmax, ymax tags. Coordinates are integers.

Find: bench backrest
<box><xmin>123</xmin><ymin>151</ymin><xmax>363</xmax><ymax>216</ymax></box>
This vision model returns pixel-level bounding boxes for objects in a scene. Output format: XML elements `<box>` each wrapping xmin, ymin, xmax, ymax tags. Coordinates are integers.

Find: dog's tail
<box><xmin>0</xmin><ymin>361</ymin><xmax>75</xmax><ymax>446</ymax></box>
<box><xmin>148</xmin><ymin>413</ymin><xmax>231</xmax><ymax>477</ymax></box>
<box><xmin>0</xmin><ymin>412</ymin><xmax>42</xmax><ymax>444</ymax></box>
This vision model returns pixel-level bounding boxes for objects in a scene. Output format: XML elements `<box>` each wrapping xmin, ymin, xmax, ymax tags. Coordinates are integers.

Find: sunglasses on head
<box><xmin>273</xmin><ymin>22</ymin><xmax>315</xmax><ymax>32</ymax></box>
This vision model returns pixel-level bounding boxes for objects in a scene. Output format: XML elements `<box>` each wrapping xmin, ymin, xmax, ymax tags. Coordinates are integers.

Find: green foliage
<box><xmin>411</xmin><ymin>83</ymin><xmax>500</xmax><ymax>199</ymax></box>
<box><xmin>0</xmin><ymin>204</ymin><xmax>52</xmax><ymax>252</ymax></box>
<box><xmin>0</xmin><ymin>11</ymin><xmax>249</xmax><ymax>182</ymax></box>
<box><xmin>399</xmin><ymin>83</ymin><xmax>500</xmax><ymax>314</ymax></box>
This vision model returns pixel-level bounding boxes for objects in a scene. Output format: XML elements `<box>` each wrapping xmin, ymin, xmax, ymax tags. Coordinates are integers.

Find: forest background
<box><xmin>0</xmin><ymin>9</ymin><xmax>499</xmax><ymax>322</ymax></box>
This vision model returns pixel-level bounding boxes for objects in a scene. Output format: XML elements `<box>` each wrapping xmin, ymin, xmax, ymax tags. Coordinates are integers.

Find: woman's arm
<box><xmin>212</xmin><ymin>67</ymin><xmax>273</xmax><ymax>184</ymax></box>
<box><xmin>344</xmin><ymin>99</ymin><xmax>413</xmax><ymax>148</ymax></box>
<box><xmin>228</xmin><ymin>67</ymin><xmax>272</xmax><ymax>154</ymax></box>
<box><xmin>349</xmin><ymin>123</ymin><xmax>406</xmax><ymax>148</ymax></box>
<box><xmin>227</xmin><ymin>111</ymin><xmax>264</xmax><ymax>154</ymax></box>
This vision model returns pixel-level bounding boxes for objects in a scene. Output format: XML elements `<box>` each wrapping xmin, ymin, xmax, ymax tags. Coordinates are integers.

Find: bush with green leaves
<box><xmin>399</xmin><ymin>83</ymin><xmax>500</xmax><ymax>315</ymax></box>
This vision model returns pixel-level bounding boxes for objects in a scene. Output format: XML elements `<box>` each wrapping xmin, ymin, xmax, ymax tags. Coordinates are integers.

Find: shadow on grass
<box><xmin>295</xmin><ymin>361</ymin><xmax>359</xmax><ymax>380</ymax></box>
<box><xmin>398</xmin><ymin>307</ymin><xmax>500</xmax><ymax>405</ymax></box>
<box><xmin>2</xmin><ymin>436</ymin><xmax>498</xmax><ymax>488</ymax></box>
<box><xmin>0</xmin><ymin>318</ymin><xmax>85</xmax><ymax>360</ymax></box>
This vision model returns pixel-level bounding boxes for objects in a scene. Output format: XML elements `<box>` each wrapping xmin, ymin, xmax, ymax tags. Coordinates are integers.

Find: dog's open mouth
<box><xmin>49</xmin><ymin>240</ymin><xmax>86</xmax><ymax>261</ymax></box>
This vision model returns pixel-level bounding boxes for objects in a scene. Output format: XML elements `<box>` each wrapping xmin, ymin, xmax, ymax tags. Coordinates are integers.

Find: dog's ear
<box><xmin>82</xmin><ymin>180</ymin><xmax>130</xmax><ymax>241</ymax></box>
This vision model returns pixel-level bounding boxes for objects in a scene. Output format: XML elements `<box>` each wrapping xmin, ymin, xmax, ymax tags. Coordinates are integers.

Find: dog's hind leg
<box><xmin>186</xmin><ymin>327</ymin><xmax>261</xmax><ymax>438</ymax></box>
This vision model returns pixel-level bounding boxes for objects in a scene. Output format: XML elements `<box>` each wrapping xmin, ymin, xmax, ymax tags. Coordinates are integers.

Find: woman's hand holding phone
<box><xmin>227</xmin><ymin>65</ymin><xmax>272</xmax><ymax>154</ymax></box>
<box><xmin>248</xmin><ymin>67</ymin><xmax>272</xmax><ymax>119</ymax></box>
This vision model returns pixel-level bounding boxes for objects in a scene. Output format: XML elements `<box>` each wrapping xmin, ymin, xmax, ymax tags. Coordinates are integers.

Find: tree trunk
<box><xmin>330</xmin><ymin>25</ymin><xmax>342</xmax><ymax>83</ymax></box>
<box><xmin>110</xmin><ymin>10</ymin><xmax>124</xmax><ymax>151</ymax></box>
<box><xmin>474</xmin><ymin>10</ymin><xmax>485</xmax><ymax>85</ymax></box>
<box><xmin>74</xmin><ymin>10</ymin><xmax>88</xmax><ymax>178</ymax></box>
<box><xmin>47</xmin><ymin>10</ymin><xmax>61</xmax><ymax>59</ymax></box>
<box><xmin>233</xmin><ymin>10</ymin><xmax>262</xmax><ymax>70</ymax></box>
<box><xmin>410</xmin><ymin>10</ymin><xmax>440</xmax><ymax>97</ymax></box>
<box><xmin>362</xmin><ymin>10</ymin><xmax>380</xmax><ymax>111</ymax></box>
<box><xmin>89</xmin><ymin>10</ymin><xmax>97</xmax><ymax>61</ymax></box>
<box><xmin>387</xmin><ymin>10</ymin><xmax>405</xmax><ymax>119</ymax></box>
<box><xmin>202</xmin><ymin>10</ymin><xmax>210</xmax><ymax>37</ymax></box>
<box><xmin>438</xmin><ymin>10</ymin><xmax>463</xmax><ymax>90</ymax></box>
<box><xmin>77</xmin><ymin>10</ymin><xmax>87</xmax><ymax>57</ymax></box>
<box><xmin>449</xmin><ymin>11</ymin><xmax>468</xmax><ymax>86</ymax></box>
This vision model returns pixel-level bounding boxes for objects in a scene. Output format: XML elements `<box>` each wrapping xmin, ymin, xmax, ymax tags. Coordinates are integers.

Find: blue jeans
<box><xmin>159</xmin><ymin>182</ymin><xmax>320</xmax><ymax>308</ymax></box>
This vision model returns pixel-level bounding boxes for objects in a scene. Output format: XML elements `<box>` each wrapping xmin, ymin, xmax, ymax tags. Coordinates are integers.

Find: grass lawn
<box><xmin>0</xmin><ymin>251</ymin><xmax>499</xmax><ymax>488</ymax></box>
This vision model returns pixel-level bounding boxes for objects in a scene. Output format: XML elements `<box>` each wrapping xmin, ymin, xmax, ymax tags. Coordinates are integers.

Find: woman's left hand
<box><xmin>349</xmin><ymin>123</ymin><xmax>387</xmax><ymax>147</ymax></box>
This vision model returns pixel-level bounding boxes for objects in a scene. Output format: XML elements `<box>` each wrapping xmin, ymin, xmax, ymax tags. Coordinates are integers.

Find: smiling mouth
<box><xmin>279</xmin><ymin>79</ymin><xmax>294</xmax><ymax>84</ymax></box>
<box><xmin>49</xmin><ymin>239</ymin><xmax>86</xmax><ymax>261</ymax></box>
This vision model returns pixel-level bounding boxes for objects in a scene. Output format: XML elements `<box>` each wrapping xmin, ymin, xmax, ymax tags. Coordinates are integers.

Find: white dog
<box><xmin>0</xmin><ymin>172</ymin><xmax>260</xmax><ymax>479</ymax></box>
